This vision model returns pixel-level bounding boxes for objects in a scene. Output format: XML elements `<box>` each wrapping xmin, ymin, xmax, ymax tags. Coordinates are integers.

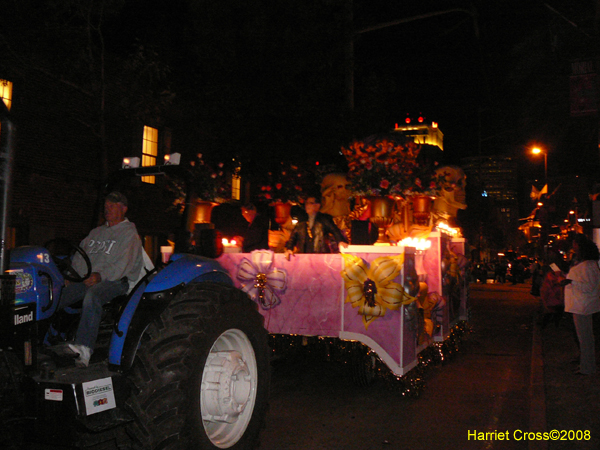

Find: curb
<box><xmin>529</xmin><ymin>311</ymin><xmax>547</xmax><ymax>450</ymax></box>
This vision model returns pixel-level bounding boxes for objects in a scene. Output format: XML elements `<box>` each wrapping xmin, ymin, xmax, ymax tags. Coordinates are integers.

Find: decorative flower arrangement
<box><xmin>167</xmin><ymin>153</ymin><xmax>232</xmax><ymax>212</ymax></box>
<box><xmin>189</xmin><ymin>153</ymin><xmax>232</xmax><ymax>202</ymax></box>
<box><xmin>341</xmin><ymin>134</ymin><xmax>442</xmax><ymax>198</ymax></box>
<box><xmin>341</xmin><ymin>253</ymin><xmax>416</xmax><ymax>329</ymax></box>
<box><xmin>257</xmin><ymin>161</ymin><xmax>311</xmax><ymax>204</ymax></box>
<box><xmin>236</xmin><ymin>250</ymin><xmax>287</xmax><ymax>309</ymax></box>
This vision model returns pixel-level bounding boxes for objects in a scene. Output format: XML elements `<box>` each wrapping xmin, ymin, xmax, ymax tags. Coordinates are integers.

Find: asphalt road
<box><xmin>257</xmin><ymin>283</ymin><xmax>539</xmax><ymax>450</ymax></box>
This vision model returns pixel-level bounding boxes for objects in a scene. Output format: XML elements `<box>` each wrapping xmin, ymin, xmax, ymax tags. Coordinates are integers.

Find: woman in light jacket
<box><xmin>562</xmin><ymin>234</ymin><xmax>600</xmax><ymax>375</ymax></box>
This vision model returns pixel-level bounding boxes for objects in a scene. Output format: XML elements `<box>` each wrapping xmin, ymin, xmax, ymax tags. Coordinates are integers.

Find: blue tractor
<box><xmin>0</xmin><ymin>101</ymin><xmax>270</xmax><ymax>449</ymax></box>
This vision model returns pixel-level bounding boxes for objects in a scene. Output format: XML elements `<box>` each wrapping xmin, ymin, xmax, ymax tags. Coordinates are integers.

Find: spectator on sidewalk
<box><xmin>539</xmin><ymin>250</ymin><xmax>567</xmax><ymax>329</ymax></box>
<box><xmin>511</xmin><ymin>259</ymin><xmax>525</xmax><ymax>285</ymax></box>
<box><xmin>561</xmin><ymin>234</ymin><xmax>600</xmax><ymax>375</ymax></box>
<box><xmin>530</xmin><ymin>259</ymin><xmax>543</xmax><ymax>296</ymax></box>
<box><xmin>495</xmin><ymin>259</ymin><xmax>507</xmax><ymax>284</ymax></box>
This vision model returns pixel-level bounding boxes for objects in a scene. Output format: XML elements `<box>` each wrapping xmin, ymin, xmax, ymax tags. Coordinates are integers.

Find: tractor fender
<box><xmin>144</xmin><ymin>253</ymin><xmax>233</xmax><ymax>293</ymax></box>
<box><xmin>108</xmin><ymin>253</ymin><xmax>233</xmax><ymax>369</ymax></box>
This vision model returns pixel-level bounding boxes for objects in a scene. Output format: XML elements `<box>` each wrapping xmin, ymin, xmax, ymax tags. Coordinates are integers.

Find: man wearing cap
<box><xmin>57</xmin><ymin>191</ymin><xmax>144</xmax><ymax>367</ymax></box>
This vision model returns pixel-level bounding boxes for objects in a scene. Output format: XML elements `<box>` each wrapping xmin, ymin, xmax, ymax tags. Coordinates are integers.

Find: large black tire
<box><xmin>0</xmin><ymin>350</ymin><xmax>25</xmax><ymax>450</ymax></box>
<box><xmin>125</xmin><ymin>282</ymin><xmax>270</xmax><ymax>450</ymax></box>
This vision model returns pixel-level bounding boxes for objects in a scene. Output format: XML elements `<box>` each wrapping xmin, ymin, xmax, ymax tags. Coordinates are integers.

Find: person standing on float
<box><xmin>284</xmin><ymin>194</ymin><xmax>347</xmax><ymax>259</ymax></box>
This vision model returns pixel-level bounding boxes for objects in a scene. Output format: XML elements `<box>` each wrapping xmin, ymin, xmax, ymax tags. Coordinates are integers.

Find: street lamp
<box><xmin>531</xmin><ymin>147</ymin><xmax>547</xmax><ymax>187</ymax></box>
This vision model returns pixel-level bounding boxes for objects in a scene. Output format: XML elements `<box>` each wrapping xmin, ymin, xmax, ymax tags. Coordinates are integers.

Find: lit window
<box><xmin>232</xmin><ymin>174</ymin><xmax>241</xmax><ymax>200</ymax></box>
<box><xmin>0</xmin><ymin>79</ymin><xmax>12</xmax><ymax>135</ymax></box>
<box><xmin>0</xmin><ymin>79</ymin><xmax>12</xmax><ymax>111</ymax></box>
<box><xmin>142</xmin><ymin>126</ymin><xmax>158</xmax><ymax>184</ymax></box>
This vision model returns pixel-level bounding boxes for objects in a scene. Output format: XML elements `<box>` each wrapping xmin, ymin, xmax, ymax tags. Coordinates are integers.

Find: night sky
<box><xmin>2</xmin><ymin>0</ymin><xmax>599</xmax><ymax>178</ymax></box>
<box><xmin>352</xmin><ymin>0</ymin><xmax>599</xmax><ymax>174</ymax></box>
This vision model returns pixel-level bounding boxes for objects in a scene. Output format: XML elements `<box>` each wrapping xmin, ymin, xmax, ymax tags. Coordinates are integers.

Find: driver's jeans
<box><xmin>59</xmin><ymin>279</ymin><xmax>128</xmax><ymax>351</ymax></box>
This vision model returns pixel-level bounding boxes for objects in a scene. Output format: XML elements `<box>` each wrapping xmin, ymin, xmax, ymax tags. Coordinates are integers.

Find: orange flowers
<box><xmin>341</xmin><ymin>135</ymin><xmax>437</xmax><ymax>198</ymax></box>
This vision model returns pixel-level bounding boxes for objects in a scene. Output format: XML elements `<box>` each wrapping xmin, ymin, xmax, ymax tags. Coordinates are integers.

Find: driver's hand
<box><xmin>84</xmin><ymin>272</ymin><xmax>102</xmax><ymax>287</ymax></box>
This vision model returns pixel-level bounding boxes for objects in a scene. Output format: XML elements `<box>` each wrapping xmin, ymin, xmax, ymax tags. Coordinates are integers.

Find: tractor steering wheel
<box><xmin>44</xmin><ymin>238</ymin><xmax>92</xmax><ymax>283</ymax></box>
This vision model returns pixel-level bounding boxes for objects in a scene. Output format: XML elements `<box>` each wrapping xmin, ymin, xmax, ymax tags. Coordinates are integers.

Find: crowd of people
<box><xmin>538</xmin><ymin>234</ymin><xmax>600</xmax><ymax>376</ymax></box>
<box><xmin>471</xmin><ymin>257</ymin><xmax>532</xmax><ymax>285</ymax></box>
<box><xmin>481</xmin><ymin>235</ymin><xmax>600</xmax><ymax>377</ymax></box>
<box><xmin>470</xmin><ymin>234</ymin><xmax>600</xmax><ymax>376</ymax></box>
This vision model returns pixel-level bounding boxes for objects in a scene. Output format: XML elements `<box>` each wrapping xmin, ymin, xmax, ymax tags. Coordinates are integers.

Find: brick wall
<box><xmin>3</xmin><ymin>66</ymin><xmax>179</xmax><ymax>255</ymax></box>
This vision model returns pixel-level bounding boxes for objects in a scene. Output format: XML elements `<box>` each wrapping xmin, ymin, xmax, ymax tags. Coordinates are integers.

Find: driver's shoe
<box><xmin>67</xmin><ymin>343</ymin><xmax>92</xmax><ymax>367</ymax></box>
<box><xmin>47</xmin><ymin>342</ymin><xmax>72</xmax><ymax>356</ymax></box>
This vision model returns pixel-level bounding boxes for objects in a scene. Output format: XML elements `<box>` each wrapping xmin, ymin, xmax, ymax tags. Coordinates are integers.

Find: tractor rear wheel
<box><xmin>125</xmin><ymin>282</ymin><xmax>270</xmax><ymax>450</ymax></box>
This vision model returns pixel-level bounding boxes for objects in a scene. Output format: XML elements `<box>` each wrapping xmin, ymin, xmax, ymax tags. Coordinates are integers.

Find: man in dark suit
<box><xmin>241</xmin><ymin>203</ymin><xmax>270</xmax><ymax>252</ymax></box>
<box><xmin>284</xmin><ymin>195</ymin><xmax>348</xmax><ymax>259</ymax></box>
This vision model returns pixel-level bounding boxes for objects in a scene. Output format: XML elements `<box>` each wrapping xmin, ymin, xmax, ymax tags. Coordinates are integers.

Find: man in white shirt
<box><xmin>57</xmin><ymin>192</ymin><xmax>144</xmax><ymax>367</ymax></box>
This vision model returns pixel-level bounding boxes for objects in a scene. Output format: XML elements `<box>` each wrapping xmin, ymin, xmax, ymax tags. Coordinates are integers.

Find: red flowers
<box><xmin>257</xmin><ymin>162</ymin><xmax>308</xmax><ymax>204</ymax></box>
<box><xmin>341</xmin><ymin>135</ymin><xmax>441</xmax><ymax>198</ymax></box>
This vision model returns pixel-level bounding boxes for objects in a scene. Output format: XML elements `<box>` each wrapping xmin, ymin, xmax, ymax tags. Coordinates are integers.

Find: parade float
<box><xmin>217</xmin><ymin>133</ymin><xmax>470</xmax><ymax>390</ymax></box>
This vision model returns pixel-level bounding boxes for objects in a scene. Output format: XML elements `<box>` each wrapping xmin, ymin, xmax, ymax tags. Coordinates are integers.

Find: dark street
<box><xmin>257</xmin><ymin>283</ymin><xmax>545</xmax><ymax>450</ymax></box>
<box><xmin>20</xmin><ymin>282</ymin><xmax>600</xmax><ymax>450</ymax></box>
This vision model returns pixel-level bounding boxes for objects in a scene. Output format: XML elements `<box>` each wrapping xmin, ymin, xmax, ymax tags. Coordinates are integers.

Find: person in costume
<box><xmin>284</xmin><ymin>194</ymin><xmax>348</xmax><ymax>259</ymax></box>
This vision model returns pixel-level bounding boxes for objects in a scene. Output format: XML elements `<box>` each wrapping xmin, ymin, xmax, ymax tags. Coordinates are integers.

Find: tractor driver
<box><xmin>55</xmin><ymin>191</ymin><xmax>144</xmax><ymax>367</ymax></box>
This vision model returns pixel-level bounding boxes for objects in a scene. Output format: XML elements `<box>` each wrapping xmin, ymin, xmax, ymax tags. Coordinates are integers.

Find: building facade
<box><xmin>461</xmin><ymin>155</ymin><xmax>521</xmax><ymax>259</ymax></box>
<box><xmin>0</xmin><ymin>68</ymin><xmax>182</xmax><ymax>260</ymax></box>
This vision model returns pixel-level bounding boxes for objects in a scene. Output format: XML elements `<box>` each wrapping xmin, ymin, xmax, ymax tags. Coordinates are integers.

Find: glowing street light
<box><xmin>531</xmin><ymin>146</ymin><xmax>547</xmax><ymax>187</ymax></box>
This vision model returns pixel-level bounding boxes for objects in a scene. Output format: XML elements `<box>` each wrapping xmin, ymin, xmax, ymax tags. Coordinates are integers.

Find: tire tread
<box><xmin>125</xmin><ymin>282</ymin><xmax>269</xmax><ymax>450</ymax></box>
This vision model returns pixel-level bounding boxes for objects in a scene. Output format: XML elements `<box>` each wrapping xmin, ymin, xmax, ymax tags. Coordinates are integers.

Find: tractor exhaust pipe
<box><xmin>0</xmin><ymin>100</ymin><xmax>15</xmax><ymax>305</ymax></box>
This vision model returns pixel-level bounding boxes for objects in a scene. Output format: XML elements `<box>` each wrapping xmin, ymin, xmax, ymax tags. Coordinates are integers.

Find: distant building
<box><xmin>392</xmin><ymin>116</ymin><xmax>444</xmax><ymax>151</ymax></box>
<box><xmin>461</xmin><ymin>155</ymin><xmax>520</xmax><ymax>252</ymax></box>
<box><xmin>461</xmin><ymin>155</ymin><xmax>518</xmax><ymax>200</ymax></box>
